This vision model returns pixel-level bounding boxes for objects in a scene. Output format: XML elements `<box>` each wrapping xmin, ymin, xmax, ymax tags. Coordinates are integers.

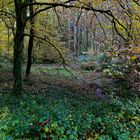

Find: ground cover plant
<box><xmin>0</xmin><ymin>86</ymin><xmax>140</xmax><ymax>140</ymax></box>
<box><xmin>0</xmin><ymin>64</ymin><xmax>140</xmax><ymax>140</ymax></box>
<box><xmin>0</xmin><ymin>0</ymin><xmax>140</xmax><ymax>139</ymax></box>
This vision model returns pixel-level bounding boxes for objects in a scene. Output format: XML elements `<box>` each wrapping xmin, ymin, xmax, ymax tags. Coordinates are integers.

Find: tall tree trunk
<box><xmin>13</xmin><ymin>0</ymin><xmax>27</xmax><ymax>95</ymax></box>
<box><xmin>13</xmin><ymin>34</ymin><xmax>24</xmax><ymax>94</ymax></box>
<box><xmin>25</xmin><ymin>0</ymin><xmax>34</xmax><ymax>78</ymax></box>
<box><xmin>91</xmin><ymin>32</ymin><xmax>95</xmax><ymax>51</ymax></box>
<box><xmin>79</xmin><ymin>27</ymin><xmax>82</xmax><ymax>54</ymax></box>
<box><xmin>68</xmin><ymin>11</ymin><xmax>71</xmax><ymax>52</ymax></box>
<box><xmin>84</xmin><ymin>28</ymin><xmax>89</xmax><ymax>52</ymax></box>
<box><xmin>73</xmin><ymin>23</ymin><xmax>77</xmax><ymax>60</ymax></box>
<box><xmin>76</xmin><ymin>26</ymin><xmax>79</xmax><ymax>57</ymax></box>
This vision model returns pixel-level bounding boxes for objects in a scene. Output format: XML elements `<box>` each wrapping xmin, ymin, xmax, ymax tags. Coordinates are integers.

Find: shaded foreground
<box><xmin>0</xmin><ymin>65</ymin><xmax>140</xmax><ymax>139</ymax></box>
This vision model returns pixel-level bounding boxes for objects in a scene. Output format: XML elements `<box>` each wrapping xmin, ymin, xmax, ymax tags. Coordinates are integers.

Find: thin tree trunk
<box><xmin>84</xmin><ymin>28</ymin><xmax>89</xmax><ymax>52</ymax></box>
<box><xmin>73</xmin><ymin>25</ymin><xmax>77</xmax><ymax>52</ymax></box>
<box><xmin>76</xmin><ymin>26</ymin><xmax>79</xmax><ymax>57</ymax></box>
<box><xmin>25</xmin><ymin>0</ymin><xmax>34</xmax><ymax>78</ymax></box>
<box><xmin>91</xmin><ymin>32</ymin><xmax>95</xmax><ymax>51</ymax></box>
<box><xmin>79</xmin><ymin>27</ymin><xmax>82</xmax><ymax>54</ymax></box>
<box><xmin>68</xmin><ymin>9</ymin><xmax>71</xmax><ymax>51</ymax></box>
<box><xmin>73</xmin><ymin>21</ymin><xmax>77</xmax><ymax>60</ymax></box>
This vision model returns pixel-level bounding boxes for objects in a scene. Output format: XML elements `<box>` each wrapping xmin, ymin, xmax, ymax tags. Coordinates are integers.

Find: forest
<box><xmin>0</xmin><ymin>0</ymin><xmax>140</xmax><ymax>139</ymax></box>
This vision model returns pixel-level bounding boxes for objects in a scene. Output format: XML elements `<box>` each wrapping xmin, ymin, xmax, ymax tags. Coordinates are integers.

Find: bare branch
<box><xmin>22</xmin><ymin>0</ymin><xmax>131</xmax><ymax>41</ymax></box>
<box><xmin>24</xmin><ymin>33</ymin><xmax>78</xmax><ymax>78</ymax></box>
<box><xmin>132</xmin><ymin>0</ymin><xmax>140</xmax><ymax>6</ymax></box>
<box><xmin>75</xmin><ymin>8</ymin><xmax>83</xmax><ymax>26</ymax></box>
<box><xmin>93</xmin><ymin>12</ymin><xmax>107</xmax><ymax>41</ymax></box>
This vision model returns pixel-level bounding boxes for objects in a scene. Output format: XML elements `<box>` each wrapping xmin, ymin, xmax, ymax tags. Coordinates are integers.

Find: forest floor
<box><xmin>0</xmin><ymin>62</ymin><xmax>140</xmax><ymax>139</ymax></box>
<box><xmin>24</xmin><ymin>64</ymin><xmax>114</xmax><ymax>96</ymax></box>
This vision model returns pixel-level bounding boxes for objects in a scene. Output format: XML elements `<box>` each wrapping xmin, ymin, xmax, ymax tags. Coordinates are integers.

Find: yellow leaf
<box><xmin>131</xmin><ymin>56</ymin><xmax>137</xmax><ymax>60</ymax></box>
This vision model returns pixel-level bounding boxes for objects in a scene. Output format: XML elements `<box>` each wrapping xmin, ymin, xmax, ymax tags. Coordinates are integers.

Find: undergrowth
<box><xmin>0</xmin><ymin>62</ymin><xmax>139</xmax><ymax>140</ymax></box>
<box><xmin>0</xmin><ymin>86</ymin><xmax>140</xmax><ymax>140</ymax></box>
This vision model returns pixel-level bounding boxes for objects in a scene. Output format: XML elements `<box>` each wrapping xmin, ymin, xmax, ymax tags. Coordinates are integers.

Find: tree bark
<box><xmin>13</xmin><ymin>0</ymin><xmax>27</xmax><ymax>95</ymax></box>
<box><xmin>25</xmin><ymin>0</ymin><xmax>34</xmax><ymax>78</ymax></box>
<box><xmin>13</xmin><ymin>34</ymin><xmax>24</xmax><ymax>94</ymax></box>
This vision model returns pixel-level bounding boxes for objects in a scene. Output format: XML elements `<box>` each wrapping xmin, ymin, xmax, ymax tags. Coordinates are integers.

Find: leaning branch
<box><xmin>132</xmin><ymin>0</ymin><xmax>140</xmax><ymax>6</ymax></box>
<box><xmin>24</xmin><ymin>33</ymin><xmax>77</xmax><ymax>78</ymax></box>
<box><xmin>22</xmin><ymin>0</ymin><xmax>77</xmax><ymax>8</ymax></box>
<box><xmin>23</xmin><ymin>1</ymin><xmax>129</xmax><ymax>40</ymax></box>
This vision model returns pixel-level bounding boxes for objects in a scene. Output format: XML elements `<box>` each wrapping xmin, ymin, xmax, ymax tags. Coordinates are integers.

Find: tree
<box><xmin>13</xmin><ymin>0</ymin><xmax>27</xmax><ymax>94</ymax></box>
<box><xmin>25</xmin><ymin>0</ymin><xmax>34</xmax><ymax>78</ymax></box>
<box><xmin>9</xmin><ymin>0</ymin><xmax>140</xmax><ymax>95</ymax></box>
<box><xmin>12</xmin><ymin>0</ymin><xmax>76</xmax><ymax>94</ymax></box>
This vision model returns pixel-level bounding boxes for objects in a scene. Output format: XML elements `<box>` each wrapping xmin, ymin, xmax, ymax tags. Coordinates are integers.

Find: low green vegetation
<box><xmin>31</xmin><ymin>65</ymin><xmax>79</xmax><ymax>79</ymax></box>
<box><xmin>0</xmin><ymin>60</ymin><xmax>139</xmax><ymax>140</ymax></box>
<box><xmin>0</xmin><ymin>79</ymin><xmax>140</xmax><ymax>139</ymax></box>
